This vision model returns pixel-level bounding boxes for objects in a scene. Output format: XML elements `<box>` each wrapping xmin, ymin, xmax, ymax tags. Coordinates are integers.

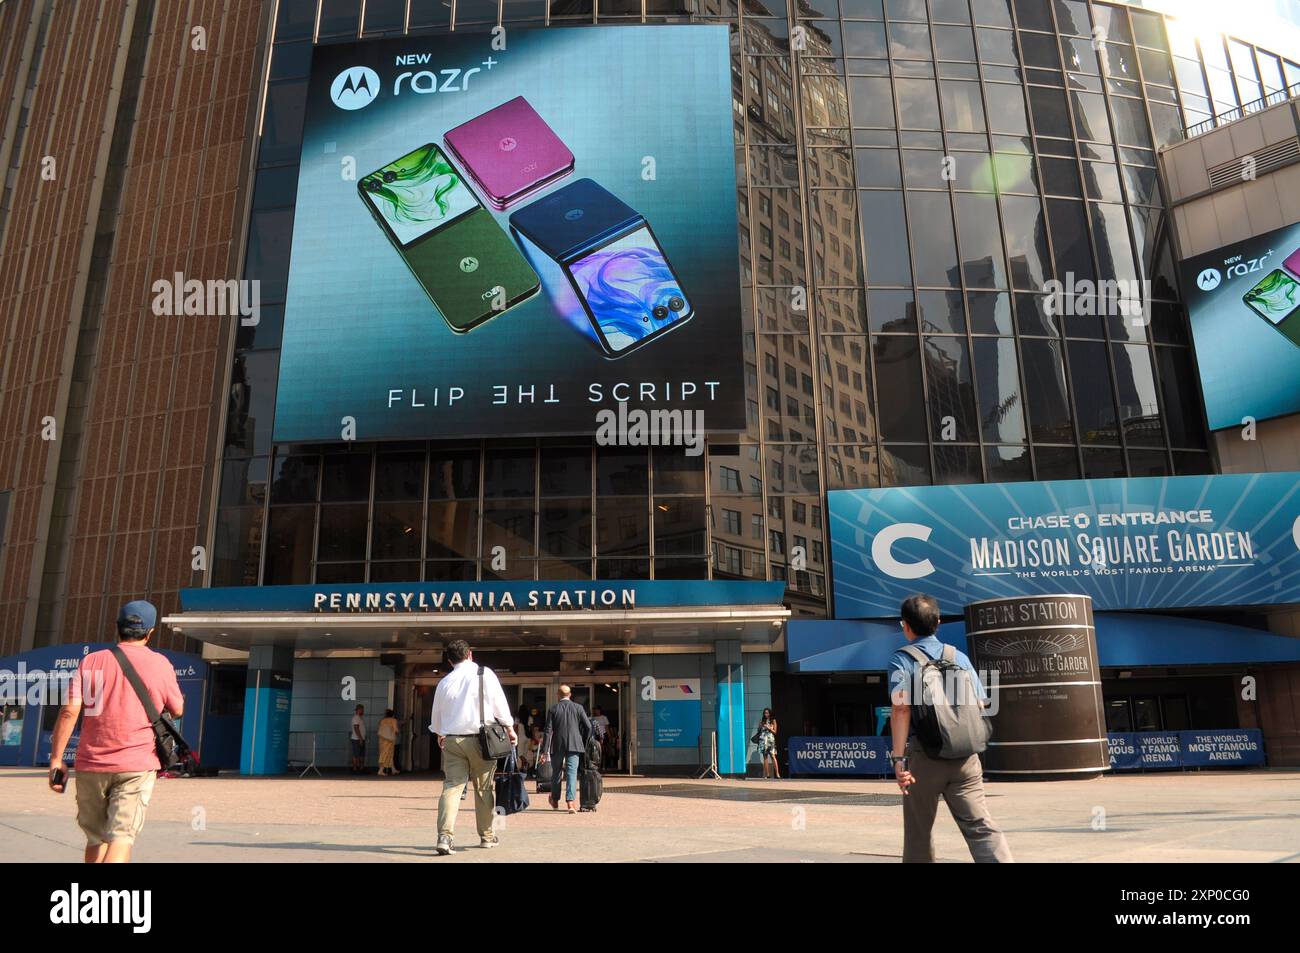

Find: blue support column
<box><xmin>714</xmin><ymin>640</ymin><xmax>747</xmax><ymax>775</ymax></box>
<box><xmin>240</xmin><ymin>645</ymin><xmax>294</xmax><ymax>775</ymax></box>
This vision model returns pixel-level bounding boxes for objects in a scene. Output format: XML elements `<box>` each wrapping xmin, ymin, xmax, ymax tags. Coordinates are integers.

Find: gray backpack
<box><xmin>901</xmin><ymin>644</ymin><xmax>991</xmax><ymax>759</ymax></box>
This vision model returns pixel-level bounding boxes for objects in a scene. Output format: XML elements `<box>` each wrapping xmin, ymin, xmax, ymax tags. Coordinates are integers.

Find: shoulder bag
<box><xmin>477</xmin><ymin>665</ymin><xmax>513</xmax><ymax>761</ymax></box>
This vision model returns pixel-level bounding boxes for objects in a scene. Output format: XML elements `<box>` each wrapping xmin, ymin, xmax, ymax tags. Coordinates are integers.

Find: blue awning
<box><xmin>787</xmin><ymin>613</ymin><xmax>1300</xmax><ymax>673</ymax></box>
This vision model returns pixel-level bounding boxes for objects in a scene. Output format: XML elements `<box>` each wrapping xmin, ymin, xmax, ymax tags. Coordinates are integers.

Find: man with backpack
<box><xmin>47</xmin><ymin>600</ymin><xmax>184</xmax><ymax>863</ymax></box>
<box><xmin>888</xmin><ymin>594</ymin><xmax>1013</xmax><ymax>863</ymax></box>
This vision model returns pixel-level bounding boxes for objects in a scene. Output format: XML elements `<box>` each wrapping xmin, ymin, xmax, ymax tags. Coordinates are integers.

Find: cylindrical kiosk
<box><xmin>963</xmin><ymin>594</ymin><xmax>1107</xmax><ymax>780</ymax></box>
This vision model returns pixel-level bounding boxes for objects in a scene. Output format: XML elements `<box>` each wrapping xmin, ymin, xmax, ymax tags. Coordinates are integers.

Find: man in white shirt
<box><xmin>429</xmin><ymin>640</ymin><xmax>516</xmax><ymax>855</ymax></box>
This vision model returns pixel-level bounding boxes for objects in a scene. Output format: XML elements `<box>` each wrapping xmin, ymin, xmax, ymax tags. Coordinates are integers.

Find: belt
<box><xmin>446</xmin><ymin>733</ymin><xmax>477</xmax><ymax>737</ymax></box>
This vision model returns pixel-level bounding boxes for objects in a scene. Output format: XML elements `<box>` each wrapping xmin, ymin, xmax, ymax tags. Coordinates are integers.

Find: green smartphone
<box><xmin>358</xmin><ymin>142</ymin><xmax>539</xmax><ymax>332</ymax></box>
<box><xmin>1242</xmin><ymin>268</ymin><xmax>1300</xmax><ymax>348</ymax></box>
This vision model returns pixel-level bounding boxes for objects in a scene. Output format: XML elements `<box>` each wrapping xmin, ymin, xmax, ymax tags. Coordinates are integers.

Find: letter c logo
<box><xmin>1292</xmin><ymin>515</ymin><xmax>1300</xmax><ymax>552</ymax></box>
<box><xmin>872</xmin><ymin>522</ymin><xmax>935</xmax><ymax>579</ymax></box>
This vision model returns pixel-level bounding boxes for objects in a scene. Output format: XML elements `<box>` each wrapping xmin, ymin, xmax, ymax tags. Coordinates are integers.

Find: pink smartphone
<box><xmin>1283</xmin><ymin>247</ymin><xmax>1300</xmax><ymax>278</ymax></box>
<box><xmin>443</xmin><ymin>96</ymin><xmax>575</xmax><ymax>211</ymax></box>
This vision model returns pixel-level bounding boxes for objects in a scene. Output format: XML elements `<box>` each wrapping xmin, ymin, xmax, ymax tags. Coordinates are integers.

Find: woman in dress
<box><xmin>377</xmin><ymin>708</ymin><xmax>400</xmax><ymax>776</ymax></box>
<box><xmin>756</xmin><ymin>708</ymin><xmax>780</xmax><ymax>779</ymax></box>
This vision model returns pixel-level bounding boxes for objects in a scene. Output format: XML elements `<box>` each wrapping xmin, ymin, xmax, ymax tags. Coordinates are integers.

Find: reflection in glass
<box><xmin>1068</xmin><ymin>340</ymin><xmax>1118</xmax><ymax>445</ymax></box>
<box><xmin>427</xmin><ymin>501</ymin><xmax>478</xmax><ymax>559</ymax></box>
<box><xmin>1112</xmin><ymin>344</ymin><xmax>1163</xmax><ymax>447</ymax></box>
<box><xmin>955</xmin><ymin>193</ymin><xmax>1007</xmax><ymax>290</ymax></box>
<box><xmin>973</xmin><ymin>337</ymin><xmax>1025</xmax><ymax>444</ymax></box>
<box><xmin>874</xmin><ymin>336</ymin><xmax>926</xmax><ymax>441</ymax></box>
<box><xmin>318</xmin><ymin>503</ymin><xmax>368</xmax><ymax>561</ymax></box>
<box><xmin>999</xmin><ymin>194</ymin><xmax>1050</xmax><ymax>289</ymax></box>
<box><xmin>924</xmin><ymin>336</ymin><xmax>978</xmax><ymax>441</ymax></box>
<box><xmin>860</xmin><ymin>192</ymin><xmax>913</xmax><ymax>285</ymax></box>
<box><xmin>372</xmin><ymin>501</ymin><xmax>422</xmax><ymax>560</ymax></box>
<box><xmin>908</xmin><ymin>191</ymin><xmax>961</xmax><ymax>287</ymax></box>
<box><xmin>1021</xmin><ymin>338</ymin><xmax>1073</xmax><ymax>443</ymax></box>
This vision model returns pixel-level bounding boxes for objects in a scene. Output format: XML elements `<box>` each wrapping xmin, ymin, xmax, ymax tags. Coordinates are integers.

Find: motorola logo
<box><xmin>498</xmin><ymin>137</ymin><xmax>517</xmax><ymax>152</ymax></box>
<box><xmin>564</xmin><ymin>208</ymin><xmax>584</xmax><ymax>222</ymax></box>
<box><xmin>1196</xmin><ymin>268</ymin><xmax>1222</xmax><ymax>291</ymax></box>
<box><xmin>459</xmin><ymin>256</ymin><xmax>479</xmax><ymax>273</ymax></box>
<box><xmin>330</xmin><ymin>66</ymin><xmax>380</xmax><ymax>110</ymax></box>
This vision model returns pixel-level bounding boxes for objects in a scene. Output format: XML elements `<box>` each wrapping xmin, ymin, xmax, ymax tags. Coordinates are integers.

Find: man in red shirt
<box><xmin>48</xmin><ymin>600</ymin><xmax>184</xmax><ymax>863</ymax></box>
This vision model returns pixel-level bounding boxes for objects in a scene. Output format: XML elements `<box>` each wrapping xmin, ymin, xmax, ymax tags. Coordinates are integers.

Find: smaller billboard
<box><xmin>1178</xmin><ymin>221</ymin><xmax>1300</xmax><ymax>429</ymax></box>
<box><xmin>830</xmin><ymin>472</ymin><xmax>1300</xmax><ymax>617</ymax></box>
<box><xmin>653</xmin><ymin>677</ymin><xmax>700</xmax><ymax>748</ymax></box>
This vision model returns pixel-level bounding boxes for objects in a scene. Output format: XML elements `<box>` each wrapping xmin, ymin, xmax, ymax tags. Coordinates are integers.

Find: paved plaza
<box><xmin>2</xmin><ymin>768</ymin><xmax>1298</xmax><ymax>863</ymax></box>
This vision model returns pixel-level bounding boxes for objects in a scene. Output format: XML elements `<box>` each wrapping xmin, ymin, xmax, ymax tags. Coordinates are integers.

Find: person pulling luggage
<box><xmin>540</xmin><ymin>685</ymin><xmax>591</xmax><ymax>814</ymax></box>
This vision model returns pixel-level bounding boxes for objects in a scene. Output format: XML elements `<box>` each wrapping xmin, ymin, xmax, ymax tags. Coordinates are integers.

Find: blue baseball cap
<box><xmin>116</xmin><ymin>600</ymin><xmax>157</xmax><ymax>636</ymax></box>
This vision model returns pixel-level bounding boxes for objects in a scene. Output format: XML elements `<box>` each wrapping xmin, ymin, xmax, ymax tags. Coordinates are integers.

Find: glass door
<box><xmin>594</xmin><ymin>682</ymin><xmax>622</xmax><ymax>772</ymax></box>
<box><xmin>1132</xmin><ymin>696</ymin><xmax>1161</xmax><ymax>731</ymax></box>
<box><xmin>1106</xmin><ymin>698</ymin><xmax>1133</xmax><ymax>732</ymax></box>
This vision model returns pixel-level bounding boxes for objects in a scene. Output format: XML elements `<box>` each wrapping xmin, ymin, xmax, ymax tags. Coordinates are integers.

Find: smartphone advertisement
<box><xmin>1178</xmin><ymin>220</ymin><xmax>1300</xmax><ymax>430</ymax></box>
<box><xmin>273</xmin><ymin>26</ymin><xmax>744</xmax><ymax>442</ymax></box>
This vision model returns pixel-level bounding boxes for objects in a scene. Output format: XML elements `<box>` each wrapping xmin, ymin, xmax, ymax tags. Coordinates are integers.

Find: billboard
<box><xmin>1178</xmin><ymin>221</ymin><xmax>1300</xmax><ymax>430</ymax></box>
<box><xmin>829</xmin><ymin>472</ymin><xmax>1300</xmax><ymax>617</ymax></box>
<box><xmin>273</xmin><ymin>25</ymin><xmax>744</xmax><ymax>442</ymax></box>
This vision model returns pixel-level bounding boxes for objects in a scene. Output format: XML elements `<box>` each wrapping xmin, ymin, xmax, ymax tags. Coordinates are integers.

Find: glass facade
<box><xmin>215</xmin><ymin>0</ymin><xmax>1299</xmax><ymax>619</ymax></box>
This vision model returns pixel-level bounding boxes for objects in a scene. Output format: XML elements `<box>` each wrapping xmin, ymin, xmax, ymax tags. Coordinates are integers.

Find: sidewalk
<box><xmin>2</xmin><ymin>768</ymin><xmax>1297</xmax><ymax>862</ymax></box>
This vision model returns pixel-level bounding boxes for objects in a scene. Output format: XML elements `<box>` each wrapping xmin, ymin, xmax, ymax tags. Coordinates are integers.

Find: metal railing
<box><xmin>1184</xmin><ymin>82</ymin><xmax>1300</xmax><ymax>140</ymax></box>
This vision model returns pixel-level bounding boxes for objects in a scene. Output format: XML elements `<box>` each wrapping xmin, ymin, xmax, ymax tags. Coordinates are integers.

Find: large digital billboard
<box><xmin>829</xmin><ymin>472</ymin><xmax>1300</xmax><ymax>617</ymax></box>
<box><xmin>273</xmin><ymin>26</ymin><xmax>744</xmax><ymax>442</ymax></box>
<box><xmin>1178</xmin><ymin>221</ymin><xmax>1300</xmax><ymax>430</ymax></box>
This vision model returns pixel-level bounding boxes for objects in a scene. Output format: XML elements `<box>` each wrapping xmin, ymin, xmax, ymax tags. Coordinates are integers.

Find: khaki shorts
<box><xmin>75</xmin><ymin>770</ymin><xmax>156</xmax><ymax>845</ymax></box>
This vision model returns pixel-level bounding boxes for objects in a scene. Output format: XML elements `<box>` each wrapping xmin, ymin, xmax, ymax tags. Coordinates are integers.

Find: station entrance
<box><xmin>404</xmin><ymin>664</ymin><xmax>633</xmax><ymax>775</ymax></box>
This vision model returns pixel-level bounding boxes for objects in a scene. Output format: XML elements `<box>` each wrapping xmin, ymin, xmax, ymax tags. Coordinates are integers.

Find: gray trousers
<box><xmin>902</xmin><ymin>747</ymin><xmax>1014</xmax><ymax>863</ymax></box>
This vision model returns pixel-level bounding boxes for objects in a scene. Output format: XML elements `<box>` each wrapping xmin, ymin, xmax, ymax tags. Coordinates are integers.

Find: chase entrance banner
<box><xmin>829</xmin><ymin>473</ymin><xmax>1300</xmax><ymax>618</ymax></box>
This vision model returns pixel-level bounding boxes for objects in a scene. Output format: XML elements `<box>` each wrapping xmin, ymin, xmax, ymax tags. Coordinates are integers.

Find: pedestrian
<box><xmin>526</xmin><ymin>725</ymin><xmax>544</xmax><ymax>775</ymax></box>
<box><xmin>429</xmin><ymin>640</ymin><xmax>516</xmax><ymax>855</ymax></box>
<box><xmin>754</xmin><ymin>708</ymin><xmax>780</xmax><ymax>779</ymax></box>
<box><xmin>889</xmin><ymin>593</ymin><xmax>1013</xmax><ymax>864</ymax></box>
<box><xmin>350</xmin><ymin>705</ymin><xmax>367</xmax><ymax>773</ymax></box>
<box><xmin>377</xmin><ymin>708</ymin><xmax>400</xmax><ymax>776</ymax></box>
<box><xmin>591</xmin><ymin>706</ymin><xmax>610</xmax><ymax>741</ymax></box>
<box><xmin>541</xmin><ymin>685</ymin><xmax>591</xmax><ymax>814</ymax></box>
<box><xmin>47</xmin><ymin>601</ymin><xmax>184</xmax><ymax>863</ymax></box>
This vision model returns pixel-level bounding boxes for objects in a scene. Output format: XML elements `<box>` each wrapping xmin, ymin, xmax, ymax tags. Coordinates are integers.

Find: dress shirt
<box><xmin>430</xmin><ymin>659</ymin><xmax>514</xmax><ymax>736</ymax></box>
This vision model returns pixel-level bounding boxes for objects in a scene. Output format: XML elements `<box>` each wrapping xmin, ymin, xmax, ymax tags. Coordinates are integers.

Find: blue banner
<box><xmin>1178</xmin><ymin>729</ymin><xmax>1265</xmax><ymax>767</ymax></box>
<box><xmin>787</xmin><ymin>736</ymin><xmax>893</xmax><ymax>776</ymax></box>
<box><xmin>180</xmin><ymin>579</ymin><xmax>785</xmax><ymax>614</ymax></box>
<box><xmin>1107</xmin><ymin>730</ymin><xmax>1264</xmax><ymax>770</ymax></box>
<box><xmin>1107</xmin><ymin>732</ymin><xmax>1181</xmax><ymax>770</ymax></box>
<box><xmin>830</xmin><ymin>473</ymin><xmax>1300</xmax><ymax>617</ymax></box>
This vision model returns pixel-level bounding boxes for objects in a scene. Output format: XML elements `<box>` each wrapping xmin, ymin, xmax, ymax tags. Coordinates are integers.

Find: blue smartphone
<box><xmin>509</xmin><ymin>179</ymin><xmax>692</xmax><ymax>357</ymax></box>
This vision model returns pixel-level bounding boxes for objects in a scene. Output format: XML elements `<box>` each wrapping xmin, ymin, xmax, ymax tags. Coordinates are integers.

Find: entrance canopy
<box><xmin>166</xmin><ymin>580</ymin><xmax>789</xmax><ymax>652</ymax></box>
<box><xmin>787</xmin><ymin>613</ymin><xmax>1300</xmax><ymax>673</ymax></box>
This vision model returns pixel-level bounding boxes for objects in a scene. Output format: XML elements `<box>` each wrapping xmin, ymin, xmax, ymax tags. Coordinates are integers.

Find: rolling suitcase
<box><xmin>579</xmin><ymin>757</ymin><xmax>603</xmax><ymax>812</ymax></box>
<box><xmin>535</xmin><ymin>755</ymin><xmax>553</xmax><ymax>794</ymax></box>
